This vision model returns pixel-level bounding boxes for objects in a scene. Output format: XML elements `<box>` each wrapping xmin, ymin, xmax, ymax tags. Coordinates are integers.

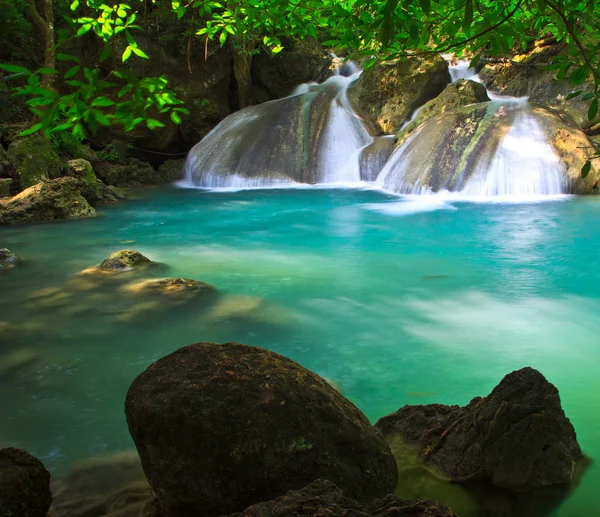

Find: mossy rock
<box><xmin>0</xmin><ymin>248</ymin><xmax>19</xmax><ymax>263</ymax></box>
<box><xmin>349</xmin><ymin>55</ymin><xmax>451</xmax><ymax>134</ymax></box>
<box><xmin>66</xmin><ymin>158</ymin><xmax>124</xmax><ymax>206</ymax></box>
<box><xmin>0</xmin><ymin>178</ymin><xmax>12</xmax><ymax>198</ymax></box>
<box><xmin>94</xmin><ymin>158</ymin><xmax>157</xmax><ymax>187</ymax></box>
<box><xmin>0</xmin><ymin>177</ymin><xmax>95</xmax><ymax>225</ymax></box>
<box><xmin>125</xmin><ymin>343</ymin><xmax>398</xmax><ymax>517</ymax></box>
<box><xmin>7</xmin><ymin>135</ymin><xmax>62</xmax><ymax>189</ymax></box>
<box><xmin>99</xmin><ymin>250</ymin><xmax>151</xmax><ymax>271</ymax></box>
<box><xmin>121</xmin><ymin>277</ymin><xmax>217</xmax><ymax>304</ymax></box>
<box><xmin>157</xmin><ymin>159</ymin><xmax>186</xmax><ymax>182</ymax></box>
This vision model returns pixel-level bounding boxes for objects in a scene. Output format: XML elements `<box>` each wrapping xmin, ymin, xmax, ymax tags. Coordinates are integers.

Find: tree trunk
<box><xmin>26</xmin><ymin>0</ymin><xmax>55</xmax><ymax>87</ymax></box>
<box><xmin>231</xmin><ymin>41</ymin><xmax>255</xmax><ymax>109</ymax></box>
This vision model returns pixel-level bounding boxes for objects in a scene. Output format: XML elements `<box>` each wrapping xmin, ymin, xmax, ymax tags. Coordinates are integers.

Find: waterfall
<box><xmin>184</xmin><ymin>65</ymin><xmax>371</xmax><ymax>188</ymax></box>
<box><xmin>376</xmin><ymin>57</ymin><xmax>569</xmax><ymax>197</ymax></box>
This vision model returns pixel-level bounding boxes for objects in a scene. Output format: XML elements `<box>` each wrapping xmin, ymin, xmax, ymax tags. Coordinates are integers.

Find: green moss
<box><xmin>8</xmin><ymin>135</ymin><xmax>62</xmax><ymax>189</ymax></box>
<box><xmin>290</xmin><ymin>438</ymin><xmax>314</xmax><ymax>451</ymax></box>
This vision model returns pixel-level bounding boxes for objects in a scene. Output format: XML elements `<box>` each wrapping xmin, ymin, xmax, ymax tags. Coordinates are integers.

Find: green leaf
<box><xmin>77</xmin><ymin>23</ymin><xmax>92</xmax><ymax>37</ymax></box>
<box><xmin>419</xmin><ymin>0</ymin><xmax>430</xmax><ymax>14</ymax></box>
<box><xmin>100</xmin><ymin>45</ymin><xmax>113</xmax><ymax>63</ymax></box>
<box><xmin>38</xmin><ymin>68</ymin><xmax>58</xmax><ymax>75</ymax></box>
<box><xmin>170</xmin><ymin>111</ymin><xmax>182</xmax><ymax>124</ymax></box>
<box><xmin>219</xmin><ymin>30</ymin><xmax>227</xmax><ymax>46</ymax></box>
<box><xmin>536</xmin><ymin>0</ymin><xmax>546</xmax><ymax>10</ymax></box>
<box><xmin>19</xmin><ymin>123</ymin><xmax>43</xmax><ymax>136</ymax></box>
<box><xmin>463</xmin><ymin>0</ymin><xmax>473</xmax><ymax>33</ymax></box>
<box><xmin>132</xmin><ymin>47</ymin><xmax>149</xmax><ymax>59</ymax></box>
<box><xmin>589</xmin><ymin>98</ymin><xmax>599</xmax><ymax>121</ymax></box>
<box><xmin>70</xmin><ymin>0</ymin><xmax>80</xmax><ymax>10</ymax></box>
<box><xmin>122</xmin><ymin>46</ymin><xmax>133</xmax><ymax>62</ymax></box>
<box><xmin>146</xmin><ymin>118</ymin><xmax>166</xmax><ymax>130</ymax></box>
<box><xmin>582</xmin><ymin>160</ymin><xmax>591</xmax><ymax>178</ymax></box>
<box><xmin>566</xmin><ymin>90</ymin><xmax>583</xmax><ymax>101</ymax></box>
<box><xmin>91</xmin><ymin>97</ymin><xmax>115</xmax><ymax>107</ymax></box>
<box><xmin>0</xmin><ymin>64</ymin><xmax>31</xmax><ymax>75</ymax></box>
<box><xmin>57</xmin><ymin>53</ymin><xmax>81</xmax><ymax>63</ymax></box>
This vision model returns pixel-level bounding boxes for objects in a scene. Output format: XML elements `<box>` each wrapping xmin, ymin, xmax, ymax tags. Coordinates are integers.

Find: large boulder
<box><xmin>396</xmin><ymin>79</ymin><xmax>490</xmax><ymax>146</ymax></box>
<box><xmin>376</xmin><ymin>367</ymin><xmax>583</xmax><ymax>490</ymax></box>
<box><xmin>99</xmin><ymin>250</ymin><xmax>151</xmax><ymax>271</ymax></box>
<box><xmin>125</xmin><ymin>343</ymin><xmax>398</xmax><ymax>517</ymax></box>
<box><xmin>66</xmin><ymin>158</ymin><xmax>124</xmax><ymax>206</ymax></box>
<box><xmin>0</xmin><ymin>248</ymin><xmax>19</xmax><ymax>263</ymax></box>
<box><xmin>7</xmin><ymin>135</ymin><xmax>62</xmax><ymax>189</ymax></box>
<box><xmin>359</xmin><ymin>137</ymin><xmax>396</xmax><ymax>182</ymax></box>
<box><xmin>252</xmin><ymin>38</ymin><xmax>334</xmax><ymax>100</ymax></box>
<box><xmin>349</xmin><ymin>56</ymin><xmax>451</xmax><ymax>134</ymax></box>
<box><xmin>94</xmin><ymin>158</ymin><xmax>158</xmax><ymax>187</ymax></box>
<box><xmin>0</xmin><ymin>177</ymin><xmax>95</xmax><ymax>225</ymax></box>
<box><xmin>0</xmin><ymin>448</ymin><xmax>52</xmax><ymax>517</ymax></box>
<box><xmin>157</xmin><ymin>159</ymin><xmax>186</xmax><ymax>182</ymax></box>
<box><xmin>379</xmin><ymin>102</ymin><xmax>600</xmax><ymax>195</ymax></box>
<box><xmin>227</xmin><ymin>479</ymin><xmax>457</xmax><ymax>517</ymax></box>
<box><xmin>0</xmin><ymin>179</ymin><xmax>13</xmax><ymax>197</ymax></box>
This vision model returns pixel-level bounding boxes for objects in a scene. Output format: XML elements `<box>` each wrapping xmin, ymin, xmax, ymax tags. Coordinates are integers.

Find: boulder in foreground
<box><xmin>376</xmin><ymin>367</ymin><xmax>583</xmax><ymax>490</ymax></box>
<box><xmin>125</xmin><ymin>342</ymin><xmax>398</xmax><ymax>517</ymax></box>
<box><xmin>227</xmin><ymin>479</ymin><xmax>457</xmax><ymax>517</ymax></box>
<box><xmin>0</xmin><ymin>448</ymin><xmax>52</xmax><ymax>517</ymax></box>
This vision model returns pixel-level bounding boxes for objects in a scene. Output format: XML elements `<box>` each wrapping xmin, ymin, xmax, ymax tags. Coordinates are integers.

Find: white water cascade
<box><xmin>376</xmin><ymin>57</ymin><xmax>569</xmax><ymax>197</ymax></box>
<box><xmin>184</xmin><ymin>62</ymin><xmax>371</xmax><ymax>188</ymax></box>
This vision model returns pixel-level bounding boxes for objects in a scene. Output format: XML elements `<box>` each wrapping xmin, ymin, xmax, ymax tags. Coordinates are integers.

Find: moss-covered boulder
<box><xmin>376</xmin><ymin>368</ymin><xmax>583</xmax><ymax>490</ymax></box>
<box><xmin>0</xmin><ymin>178</ymin><xmax>12</xmax><ymax>197</ymax></box>
<box><xmin>349</xmin><ymin>56</ymin><xmax>451</xmax><ymax>134</ymax></box>
<box><xmin>252</xmin><ymin>38</ymin><xmax>334</xmax><ymax>100</ymax></box>
<box><xmin>226</xmin><ymin>479</ymin><xmax>458</xmax><ymax>517</ymax></box>
<box><xmin>0</xmin><ymin>448</ymin><xmax>52</xmax><ymax>517</ymax></box>
<box><xmin>157</xmin><ymin>159</ymin><xmax>186</xmax><ymax>182</ymax></box>
<box><xmin>121</xmin><ymin>277</ymin><xmax>217</xmax><ymax>303</ymax></box>
<box><xmin>396</xmin><ymin>79</ymin><xmax>490</xmax><ymax>146</ymax></box>
<box><xmin>125</xmin><ymin>343</ymin><xmax>398</xmax><ymax>517</ymax></box>
<box><xmin>99</xmin><ymin>250</ymin><xmax>151</xmax><ymax>271</ymax></box>
<box><xmin>94</xmin><ymin>158</ymin><xmax>157</xmax><ymax>187</ymax></box>
<box><xmin>66</xmin><ymin>158</ymin><xmax>125</xmax><ymax>206</ymax></box>
<box><xmin>7</xmin><ymin>135</ymin><xmax>62</xmax><ymax>189</ymax></box>
<box><xmin>0</xmin><ymin>177</ymin><xmax>95</xmax><ymax>225</ymax></box>
<box><xmin>0</xmin><ymin>248</ymin><xmax>19</xmax><ymax>263</ymax></box>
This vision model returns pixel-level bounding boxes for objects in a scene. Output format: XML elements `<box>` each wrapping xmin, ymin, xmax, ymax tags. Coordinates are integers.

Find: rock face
<box><xmin>0</xmin><ymin>177</ymin><xmax>96</xmax><ymax>225</ymax></box>
<box><xmin>0</xmin><ymin>448</ymin><xmax>52</xmax><ymax>517</ymax></box>
<box><xmin>226</xmin><ymin>479</ymin><xmax>457</xmax><ymax>517</ymax></box>
<box><xmin>7</xmin><ymin>135</ymin><xmax>62</xmax><ymax>189</ymax></box>
<box><xmin>0</xmin><ymin>178</ymin><xmax>12</xmax><ymax>197</ymax></box>
<box><xmin>66</xmin><ymin>158</ymin><xmax>124</xmax><ymax>206</ymax></box>
<box><xmin>376</xmin><ymin>367</ymin><xmax>583</xmax><ymax>490</ymax></box>
<box><xmin>94</xmin><ymin>158</ymin><xmax>158</xmax><ymax>187</ymax></box>
<box><xmin>252</xmin><ymin>38</ymin><xmax>334</xmax><ymax>100</ymax></box>
<box><xmin>125</xmin><ymin>343</ymin><xmax>398</xmax><ymax>517</ymax></box>
<box><xmin>157</xmin><ymin>159</ymin><xmax>186</xmax><ymax>182</ymax></box>
<box><xmin>98</xmin><ymin>250</ymin><xmax>151</xmax><ymax>271</ymax></box>
<box><xmin>378</xmin><ymin>102</ymin><xmax>600</xmax><ymax>195</ymax></box>
<box><xmin>396</xmin><ymin>79</ymin><xmax>490</xmax><ymax>146</ymax></box>
<box><xmin>359</xmin><ymin>137</ymin><xmax>396</xmax><ymax>182</ymax></box>
<box><xmin>349</xmin><ymin>56</ymin><xmax>451</xmax><ymax>134</ymax></box>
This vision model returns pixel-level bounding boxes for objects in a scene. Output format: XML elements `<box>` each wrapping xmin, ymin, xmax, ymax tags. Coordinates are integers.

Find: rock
<box><xmin>0</xmin><ymin>178</ymin><xmax>12</xmax><ymax>197</ymax></box>
<box><xmin>349</xmin><ymin>56</ymin><xmax>451</xmax><ymax>134</ymax></box>
<box><xmin>0</xmin><ymin>177</ymin><xmax>96</xmax><ymax>225</ymax></box>
<box><xmin>67</xmin><ymin>158</ymin><xmax>125</xmax><ymax>206</ymax></box>
<box><xmin>99</xmin><ymin>250</ymin><xmax>151</xmax><ymax>271</ymax></box>
<box><xmin>0</xmin><ymin>448</ymin><xmax>52</xmax><ymax>517</ymax></box>
<box><xmin>203</xmin><ymin>295</ymin><xmax>288</xmax><ymax>326</ymax></box>
<box><xmin>376</xmin><ymin>367</ymin><xmax>584</xmax><ymax>490</ymax></box>
<box><xmin>94</xmin><ymin>158</ymin><xmax>157</xmax><ymax>187</ymax></box>
<box><xmin>157</xmin><ymin>159</ymin><xmax>186</xmax><ymax>182</ymax></box>
<box><xmin>252</xmin><ymin>38</ymin><xmax>334</xmax><ymax>100</ymax></box>
<box><xmin>359</xmin><ymin>137</ymin><xmax>396</xmax><ymax>182</ymax></box>
<box><xmin>226</xmin><ymin>479</ymin><xmax>457</xmax><ymax>517</ymax></box>
<box><xmin>0</xmin><ymin>248</ymin><xmax>19</xmax><ymax>263</ymax></box>
<box><xmin>51</xmin><ymin>451</ymin><xmax>154</xmax><ymax>517</ymax></box>
<box><xmin>121</xmin><ymin>277</ymin><xmax>218</xmax><ymax>304</ymax></box>
<box><xmin>0</xmin><ymin>349</ymin><xmax>38</xmax><ymax>377</ymax></box>
<box><xmin>379</xmin><ymin>102</ymin><xmax>600</xmax><ymax>195</ymax></box>
<box><xmin>125</xmin><ymin>343</ymin><xmax>398</xmax><ymax>517</ymax></box>
<box><xmin>396</xmin><ymin>79</ymin><xmax>490</xmax><ymax>146</ymax></box>
<box><xmin>7</xmin><ymin>135</ymin><xmax>62</xmax><ymax>189</ymax></box>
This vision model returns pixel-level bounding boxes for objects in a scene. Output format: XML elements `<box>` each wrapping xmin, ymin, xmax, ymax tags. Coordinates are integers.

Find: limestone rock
<box><xmin>121</xmin><ymin>277</ymin><xmax>218</xmax><ymax>304</ymax></box>
<box><xmin>67</xmin><ymin>158</ymin><xmax>125</xmax><ymax>206</ymax></box>
<box><xmin>359</xmin><ymin>137</ymin><xmax>396</xmax><ymax>182</ymax></box>
<box><xmin>0</xmin><ymin>248</ymin><xmax>19</xmax><ymax>263</ymax></box>
<box><xmin>227</xmin><ymin>479</ymin><xmax>457</xmax><ymax>517</ymax></box>
<box><xmin>376</xmin><ymin>367</ymin><xmax>583</xmax><ymax>490</ymax></box>
<box><xmin>0</xmin><ymin>448</ymin><xmax>52</xmax><ymax>517</ymax></box>
<box><xmin>125</xmin><ymin>343</ymin><xmax>398</xmax><ymax>517</ymax></box>
<box><xmin>94</xmin><ymin>158</ymin><xmax>157</xmax><ymax>187</ymax></box>
<box><xmin>349</xmin><ymin>56</ymin><xmax>451</xmax><ymax>134</ymax></box>
<box><xmin>157</xmin><ymin>159</ymin><xmax>186</xmax><ymax>182</ymax></box>
<box><xmin>7</xmin><ymin>135</ymin><xmax>62</xmax><ymax>189</ymax></box>
<box><xmin>396</xmin><ymin>79</ymin><xmax>490</xmax><ymax>146</ymax></box>
<box><xmin>0</xmin><ymin>178</ymin><xmax>12</xmax><ymax>197</ymax></box>
<box><xmin>0</xmin><ymin>177</ymin><xmax>95</xmax><ymax>225</ymax></box>
<box><xmin>99</xmin><ymin>250</ymin><xmax>151</xmax><ymax>272</ymax></box>
<box><xmin>252</xmin><ymin>38</ymin><xmax>334</xmax><ymax>100</ymax></box>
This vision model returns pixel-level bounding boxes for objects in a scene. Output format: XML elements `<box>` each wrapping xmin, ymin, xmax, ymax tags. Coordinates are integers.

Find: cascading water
<box><xmin>376</xmin><ymin>57</ymin><xmax>570</xmax><ymax>196</ymax></box>
<box><xmin>184</xmin><ymin>62</ymin><xmax>371</xmax><ymax>188</ymax></box>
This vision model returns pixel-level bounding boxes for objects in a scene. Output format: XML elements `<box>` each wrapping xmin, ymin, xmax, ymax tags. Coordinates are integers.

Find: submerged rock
<box><xmin>99</xmin><ymin>250</ymin><xmax>151</xmax><ymax>272</ymax></box>
<box><xmin>7</xmin><ymin>135</ymin><xmax>62</xmax><ymax>190</ymax></box>
<box><xmin>226</xmin><ymin>479</ymin><xmax>457</xmax><ymax>517</ymax></box>
<box><xmin>121</xmin><ymin>277</ymin><xmax>218</xmax><ymax>303</ymax></box>
<box><xmin>0</xmin><ymin>248</ymin><xmax>19</xmax><ymax>263</ymax></box>
<box><xmin>0</xmin><ymin>448</ymin><xmax>52</xmax><ymax>517</ymax></box>
<box><xmin>51</xmin><ymin>451</ymin><xmax>154</xmax><ymax>517</ymax></box>
<box><xmin>203</xmin><ymin>294</ymin><xmax>288</xmax><ymax>325</ymax></box>
<box><xmin>396</xmin><ymin>79</ymin><xmax>490</xmax><ymax>147</ymax></box>
<box><xmin>0</xmin><ymin>349</ymin><xmax>38</xmax><ymax>377</ymax></box>
<box><xmin>378</xmin><ymin>101</ymin><xmax>600</xmax><ymax>195</ymax></box>
<box><xmin>125</xmin><ymin>343</ymin><xmax>398</xmax><ymax>517</ymax></box>
<box><xmin>376</xmin><ymin>367</ymin><xmax>583</xmax><ymax>490</ymax></box>
<box><xmin>349</xmin><ymin>55</ymin><xmax>451</xmax><ymax>134</ymax></box>
<box><xmin>0</xmin><ymin>177</ymin><xmax>96</xmax><ymax>225</ymax></box>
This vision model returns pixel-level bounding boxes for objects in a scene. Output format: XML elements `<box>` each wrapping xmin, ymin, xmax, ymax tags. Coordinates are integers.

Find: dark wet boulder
<box><xmin>99</xmin><ymin>250</ymin><xmax>151</xmax><ymax>271</ymax></box>
<box><xmin>0</xmin><ymin>177</ymin><xmax>95</xmax><ymax>225</ymax></box>
<box><xmin>94</xmin><ymin>158</ymin><xmax>157</xmax><ymax>187</ymax></box>
<box><xmin>0</xmin><ymin>248</ymin><xmax>18</xmax><ymax>263</ymax></box>
<box><xmin>0</xmin><ymin>448</ymin><xmax>52</xmax><ymax>517</ymax></box>
<box><xmin>125</xmin><ymin>343</ymin><xmax>398</xmax><ymax>517</ymax></box>
<box><xmin>0</xmin><ymin>178</ymin><xmax>13</xmax><ymax>197</ymax></box>
<box><xmin>349</xmin><ymin>55</ymin><xmax>451</xmax><ymax>134</ymax></box>
<box><xmin>376</xmin><ymin>367</ymin><xmax>583</xmax><ymax>490</ymax></box>
<box><xmin>157</xmin><ymin>159</ymin><xmax>186</xmax><ymax>182</ymax></box>
<box><xmin>227</xmin><ymin>479</ymin><xmax>457</xmax><ymax>517</ymax></box>
<box><xmin>7</xmin><ymin>135</ymin><xmax>62</xmax><ymax>190</ymax></box>
<box><xmin>359</xmin><ymin>137</ymin><xmax>396</xmax><ymax>182</ymax></box>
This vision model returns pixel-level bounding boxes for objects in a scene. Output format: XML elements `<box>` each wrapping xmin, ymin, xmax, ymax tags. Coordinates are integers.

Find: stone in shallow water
<box><xmin>0</xmin><ymin>448</ymin><xmax>52</xmax><ymax>517</ymax></box>
<box><xmin>203</xmin><ymin>294</ymin><xmax>288</xmax><ymax>325</ymax></box>
<box><xmin>376</xmin><ymin>367</ymin><xmax>584</xmax><ymax>490</ymax></box>
<box><xmin>125</xmin><ymin>342</ymin><xmax>398</xmax><ymax>517</ymax></box>
<box><xmin>121</xmin><ymin>277</ymin><xmax>217</xmax><ymax>301</ymax></box>
<box><xmin>99</xmin><ymin>250</ymin><xmax>151</xmax><ymax>271</ymax></box>
<box><xmin>0</xmin><ymin>349</ymin><xmax>38</xmax><ymax>377</ymax></box>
